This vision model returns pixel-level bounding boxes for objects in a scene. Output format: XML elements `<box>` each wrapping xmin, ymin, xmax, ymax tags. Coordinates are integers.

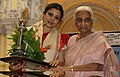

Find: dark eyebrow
<box><xmin>48</xmin><ymin>11</ymin><xmax>61</xmax><ymax>17</ymax></box>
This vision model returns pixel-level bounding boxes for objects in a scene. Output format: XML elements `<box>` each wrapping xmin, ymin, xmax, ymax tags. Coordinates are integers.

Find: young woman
<box><xmin>33</xmin><ymin>3</ymin><xmax>70</xmax><ymax>62</ymax></box>
<box><xmin>9</xmin><ymin>3</ymin><xmax>70</xmax><ymax>73</ymax></box>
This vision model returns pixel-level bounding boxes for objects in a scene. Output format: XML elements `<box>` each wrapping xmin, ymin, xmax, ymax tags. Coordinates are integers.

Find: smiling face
<box><xmin>43</xmin><ymin>8</ymin><xmax>62</xmax><ymax>28</ymax></box>
<box><xmin>75</xmin><ymin>10</ymin><xmax>93</xmax><ymax>34</ymax></box>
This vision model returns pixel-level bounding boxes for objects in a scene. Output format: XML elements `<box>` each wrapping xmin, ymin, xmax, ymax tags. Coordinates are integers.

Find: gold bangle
<box><xmin>70</xmin><ymin>66</ymin><xmax>74</xmax><ymax>71</ymax></box>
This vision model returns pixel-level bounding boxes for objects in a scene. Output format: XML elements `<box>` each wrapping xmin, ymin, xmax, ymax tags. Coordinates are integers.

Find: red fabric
<box><xmin>42</xmin><ymin>33</ymin><xmax>49</xmax><ymax>43</ymax></box>
<box><xmin>42</xmin><ymin>33</ymin><xmax>70</xmax><ymax>51</ymax></box>
<box><xmin>59</xmin><ymin>34</ymin><xmax>70</xmax><ymax>51</ymax></box>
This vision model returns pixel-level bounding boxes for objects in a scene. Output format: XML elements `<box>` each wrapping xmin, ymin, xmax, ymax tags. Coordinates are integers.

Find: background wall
<box><xmin>47</xmin><ymin>0</ymin><xmax>120</xmax><ymax>33</ymax></box>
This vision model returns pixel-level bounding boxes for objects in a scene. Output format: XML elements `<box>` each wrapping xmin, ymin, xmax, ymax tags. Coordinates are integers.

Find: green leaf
<box><xmin>8</xmin><ymin>27</ymin><xmax>45</xmax><ymax>61</ymax></box>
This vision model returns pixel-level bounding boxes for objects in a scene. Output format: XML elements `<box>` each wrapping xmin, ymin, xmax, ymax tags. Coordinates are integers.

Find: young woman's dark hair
<box><xmin>44</xmin><ymin>3</ymin><xmax>64</xmax><ymax>21</ymax></box>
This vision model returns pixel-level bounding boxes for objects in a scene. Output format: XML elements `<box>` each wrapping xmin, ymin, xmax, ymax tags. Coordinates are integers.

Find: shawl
<box><xmin>64</xmin><ymin>30</ymin><xmax>119</xmax><ymax>77</ymax></box>
<box><xmin>32</xmin><ymin>21</ymin><xmax>60</xmax><ymax>62</ymax></box>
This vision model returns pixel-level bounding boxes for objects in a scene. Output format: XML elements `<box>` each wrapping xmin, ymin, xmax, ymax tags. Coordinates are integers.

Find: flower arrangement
<box><xmin>8</xmin><ymin>27</ymin><xmax>45</xmax><ymax>62</ymax></box>
<box><xmin>7</xmin><ymin>7</ymin><xmax>45</xmax><ymax>62</ymax></box>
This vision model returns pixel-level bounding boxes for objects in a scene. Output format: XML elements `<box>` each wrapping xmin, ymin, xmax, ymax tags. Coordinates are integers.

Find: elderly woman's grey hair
<box><xmin>74</xmin><ymin>6</ymin><xmax>94</xmax><ymax>21</ymax></box>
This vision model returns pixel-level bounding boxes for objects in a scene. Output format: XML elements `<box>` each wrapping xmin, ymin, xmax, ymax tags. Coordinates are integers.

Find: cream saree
<box><xmin>32</xmin><ymin>21</ymin><xmax>60</xmax><ymax>62</ymax></box>
<box><xmin>64</xmin><ymin>31</ymin><xmax>119</xmax><ymax>77</ymax></box>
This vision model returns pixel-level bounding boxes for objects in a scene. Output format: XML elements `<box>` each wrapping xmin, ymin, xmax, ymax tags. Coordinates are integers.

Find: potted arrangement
<box><xmin>7</xmin><ymin>7</ymin><xmax>45</xmax><ymax>62</ymax></box>
<box><xmin>5</xmin><ymin>8</ymin><xmax>49</xmax><ymax>77</ymax></box>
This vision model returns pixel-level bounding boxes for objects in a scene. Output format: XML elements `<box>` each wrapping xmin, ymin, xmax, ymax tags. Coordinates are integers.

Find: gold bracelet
<box><xmin>70</xmin><ymin>66</ymin><xmax>74</xmax><ymax>71</ymax></box>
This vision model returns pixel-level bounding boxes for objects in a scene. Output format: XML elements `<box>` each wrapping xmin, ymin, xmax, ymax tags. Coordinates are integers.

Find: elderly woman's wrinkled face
<box><xmin>75</xmin><ymin>10</ymin><xmax>93</xmax><ymax>34</ymax></box>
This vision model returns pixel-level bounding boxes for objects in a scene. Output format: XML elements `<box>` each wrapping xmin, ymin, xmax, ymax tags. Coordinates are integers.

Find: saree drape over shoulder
<box><xmin>32</xmin><ymin>21</ymin><xmax>60</xmax><ymax>62</ymax></box>
<box><xmin>30</xmin><ymin>21</ymin><xmax>70</xmax><ymax>62</ymax></box>
<box><xmin>64</xmin><ymin>31</ymin><xmax>119</xmax><ymax>77</ymax></box>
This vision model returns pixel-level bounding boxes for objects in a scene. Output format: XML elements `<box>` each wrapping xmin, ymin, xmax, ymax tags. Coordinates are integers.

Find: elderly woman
<box><xmin>49</xmin><ymin>6</ymin><xmax>119</xmax><ymax>77</ymax></box>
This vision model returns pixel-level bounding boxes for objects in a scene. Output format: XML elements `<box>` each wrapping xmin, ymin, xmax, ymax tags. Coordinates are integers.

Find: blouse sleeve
<box><xmin>59</xmin><ymin>34</ymin><xmax>70</xmax><ymax>51</ymax></box>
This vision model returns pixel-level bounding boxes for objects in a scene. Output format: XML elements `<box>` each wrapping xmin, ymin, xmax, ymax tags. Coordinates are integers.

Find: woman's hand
<box><xmin>50</xmin><ymin>60</ymin><xmax>64</xmax><ymax>67</ymax></box>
